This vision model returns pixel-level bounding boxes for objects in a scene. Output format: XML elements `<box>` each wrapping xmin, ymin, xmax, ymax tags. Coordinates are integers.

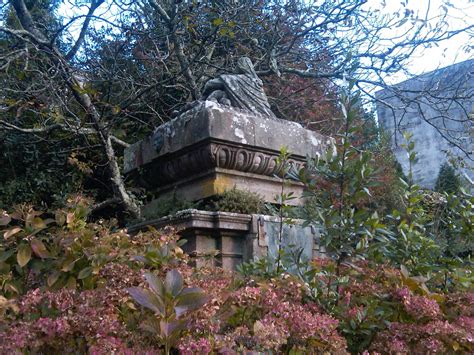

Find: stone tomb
<box><xmin>125</xmin><ymin>101</ymin><xmax>333</xmax><ymax>268</ymax></box>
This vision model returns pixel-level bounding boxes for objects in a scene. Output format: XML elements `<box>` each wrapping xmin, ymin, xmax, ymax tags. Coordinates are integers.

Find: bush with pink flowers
<box><xmin>1</xmin><ymin>195</ymin><xmax>473</xmax><ymax>354</ymax></box>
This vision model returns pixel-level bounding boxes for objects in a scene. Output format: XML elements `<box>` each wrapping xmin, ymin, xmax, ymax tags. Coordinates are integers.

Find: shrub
<box><xmin>435</xmin><ymin>163</ymin><xmax>461</xmax><ymax>194</ymax></box>
<box><xmin>209</xmin><ymin>187</ymin><xmax>265</xmax><ymax>214</ymax></box>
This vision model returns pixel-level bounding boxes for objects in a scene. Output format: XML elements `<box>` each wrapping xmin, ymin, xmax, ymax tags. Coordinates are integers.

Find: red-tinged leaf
<box><xmin>30</xmin><ymin>238</ymin><xmax>50</xmax><ymax>258</ymax></box>
<box><xmin>165</xmin><ymin>269</ymin><xmax>183</xmax><ymax>297</ymax></box>
<box><xmin>144</xmin><ymin>272</ymin><xmax>165</xmax><ymax>297</ymax></box>
<box><xmin>66</xmin><ymin>212</ymin><xmax>75</xmax><ymax>224</ymax></box>
<box><xmin>0</xmin><ymin>212</ymin><xmax>11</xmax><ymax>226</ymax></box>
<box><xmin>4</xmin><ymin>227</ymin><xmax>22</xmax><ymax>239</ymax></box>
<box><xmin>160</xmin><ymin>319</ymin><xmax>184</xmax><ymax>338</ymax></box>
<box><xmin>9</xmin><ymin>212</ymin><xmax>22</xmax><ymax>220</ymax></box>
<box><xmin>127</xmin><ymin>287</ymin><xmax>164</xmax><ymax>315</ymax></box>
<box><xmin>17</xmin><ymin>244</ymin><xmax>32</xmax><ymax>267</ymax></box>
<box><xmin>175</xmin><ymin>287</ymin><xmax>208</xmax><ymax>318</ymax></box>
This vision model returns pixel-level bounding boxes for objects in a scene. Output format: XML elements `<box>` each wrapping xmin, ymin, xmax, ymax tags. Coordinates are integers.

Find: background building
<box><xmin>376</xmin><ymin>59</ymin><xmax>474</xmax><ymax>189</ymax></box>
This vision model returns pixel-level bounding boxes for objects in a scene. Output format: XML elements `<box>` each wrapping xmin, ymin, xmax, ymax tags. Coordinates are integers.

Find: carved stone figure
<box><xmin>201</xmin><ymin>57</ymin><xmax>276</xmax><ymax>118</ymax></box>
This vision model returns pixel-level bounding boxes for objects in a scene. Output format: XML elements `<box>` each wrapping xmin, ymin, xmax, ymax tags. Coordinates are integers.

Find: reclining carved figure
<box><xmin>171</xmin><ymin>57</ymin><xmax>276</xmax><ymax>119</ymax></box>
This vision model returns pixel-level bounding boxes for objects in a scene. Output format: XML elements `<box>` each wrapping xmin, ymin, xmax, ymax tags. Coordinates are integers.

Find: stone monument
<box><xmin>125</xmin><ymin>58</ymin><xmax>334</xmax><ymax>269</ymax></box>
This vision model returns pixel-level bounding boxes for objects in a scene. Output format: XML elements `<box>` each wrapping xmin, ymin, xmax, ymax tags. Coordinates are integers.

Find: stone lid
<box><xmin>124</xmin><ymin>101</ymin><xmax>334</xmax><ymax>173</ymax></box>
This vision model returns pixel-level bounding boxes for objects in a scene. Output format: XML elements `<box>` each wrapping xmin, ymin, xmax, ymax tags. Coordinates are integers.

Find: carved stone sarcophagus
<box><xmin>124</xmin><ymin>101</ymin><xmax>333</xmax><ymax>218</ymax></box>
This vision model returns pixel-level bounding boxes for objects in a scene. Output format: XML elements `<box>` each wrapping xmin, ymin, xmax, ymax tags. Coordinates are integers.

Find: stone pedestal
<box><xmin>128</xmin><ymin>209</ymin><xmax>325</xmax><ymax>270</ymax></box>
<box><xmin>124</xmin><ymin>101</ymin><xmax>333</xmax><ymax>269</ymax></box>
<box><xmin>124</xmin><ymin>101</ymin><xmax>333</xmax><ymax>219</ymax></box>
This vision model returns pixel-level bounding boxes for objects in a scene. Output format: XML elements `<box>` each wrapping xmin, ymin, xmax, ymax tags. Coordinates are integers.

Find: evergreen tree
<box><xmin>435</xmin><ymin>163</ymin><xmax>461</xmax><ymax>194</ymax></box>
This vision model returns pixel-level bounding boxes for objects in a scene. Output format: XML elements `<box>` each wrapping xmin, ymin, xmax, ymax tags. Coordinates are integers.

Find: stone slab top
<box><xmin>124</xmin><ymin>101</ymin><xmax>334</xmax><ymax>173</ymax></box>
<box><xmin>128</xmin><ymin>209</ymin><xmax>253</xmax><ymax>234</ymax></box>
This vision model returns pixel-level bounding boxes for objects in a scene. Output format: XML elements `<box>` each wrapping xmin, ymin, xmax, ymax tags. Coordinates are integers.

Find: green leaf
<box><xmin>127</xmin><ymin>287</ymin><xmax>164</xmax><ymax>315</ymax></box>
<box><xmin>160</xmin><ymin>319</ymin><xmax>185</xmax><ymax>339</ymax></box>
<box><xmin>47</xmin><ymin>271</ymin><xmax>61</xmax><ymax>287</ymax></box>
<box><xmin>144</xmin><ymin>272</ymin><xmax>165</xmax><ymax>297</ymax></box>
<box><xmin>175</xmin><ymin>287</ymin><xmax>208</xmax><ymax>318</ymax></box>
<box><xmin>17</xmin><ymin>243</ymin><xmax>32</xmax><ymax>267</ymax></box>
<box><xmin>66</xmin><ymin>276</ymin><xmax>77</xmax><ymax>289</ymax></box>
<box><xmin>0</xmin><ymin>249</ymin><xmax>15</xmax><ymax>262</ymax></box>
<box><xmin>165</xmin><ymin>269</ymin><xmax>183</xmax><ymax>297</ymax></box>
<box><xmin>61</xmin><ymin>256</ymin><xmax>77</xmax><ymax>272</ymax></box>
<box><xmin>212</xmin><ymin>18</ymin><xmax>224</xmax><ymax>26</ymax></box>
<box><xmin>78</xmin><ymin>266</ymin><xmax>93</xmax><ymax>280</ymax></box>
<box><xmin>30</xmin><ymin>238</ymin><xmax>50</xmax><ymax>258</ymax></box>
<box><xmin>31</xmin><ymin>217</ymin><xmax>47</xmax><ymax>230</ymax></box>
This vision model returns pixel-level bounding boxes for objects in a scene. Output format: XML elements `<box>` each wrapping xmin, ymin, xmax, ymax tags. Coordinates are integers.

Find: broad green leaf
<box><xmin>175</xmin><ymin>287</ymin><xmax>208</xmax><ymax>318</ymax></box>
<box><xmin>78</xmin><ymin>266</ymin><xmax>93</xmax><ymax>279</ymax></box>
<box><xmin>160</xmin><ymin>319</ymin><xmax>185</xmax><ymax>339</ymax></box>
<box><xmin>31</xmin><ymin>217</ymin><xmax>47</xmax><ymax>230</ymax></box>
<box><xmin>144</xmin><ymin>272</ymin><xmax>165</xmax><ymax>297</ymax></box>
<box><xmin>0</xmin><ymin>249</ymin><xmax>15</xmax><ymax>262</ymax></box>
<box><xmin>61</xmin><ymin>256</ymin><xmax>77</xmax><ymax>272</ymax></box>
<box><xmin>17</xmin><ymin>244</ymin><xmax>32</xmax><ymax>267</ymax></box>
<box><xmin>165</xmin><ymin>269</ymin><xmax>183</xmax><ymax>297</ymax></box>
<box><xmin>127</xmin><ymin>287</ymin><xmax>164</xmax><ymax>315</ymax></box>
<box><xmin>66</xmin><ymin>276</ymin><xmax>77</xmax><ymax>289</ymax></box>
<box><xmin>30</xmin><ymin>238</ymin><xmax>50</xmax><ymax>258</ymax></box>
<box><xmin>47</xmin><ymin>271</ymin><xmax>61</xmax><ymax>287</ymax></box>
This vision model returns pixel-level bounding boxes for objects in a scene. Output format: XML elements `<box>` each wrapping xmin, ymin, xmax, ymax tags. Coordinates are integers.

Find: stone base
<box><xmin>142</xmin><ymin>167</ymin><xmax>305</xmax><ymax>219</ymax></box>
<box><xmin>129</xmin><ymin>209</ymin><xmax>324</xmax><ymax>270</ymax></box>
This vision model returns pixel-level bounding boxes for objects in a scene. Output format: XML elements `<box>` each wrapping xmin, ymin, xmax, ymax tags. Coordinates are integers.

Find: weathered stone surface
<box><xmin>128</xmin><ymin>209</ymin><xmax>323</xmax><ymax>270</ymax></box>
<box><xmin>124</xmin><ymin>101</ymin><xmax>333</xmax><ymax>212</ymax></box>
<box><xmin>376</xmin><ymin>59</ymin><xmax>474</xmax><ymax>189</ymax></box>
<box><xmin>125</xmin><ymin>101</ymin><xmax>332</xmax><ymax>174</ymax></box>
<box><xmin>200</xmin><ymin>57</ymin><xmax>276</xmax><ymax>118</ymax></box>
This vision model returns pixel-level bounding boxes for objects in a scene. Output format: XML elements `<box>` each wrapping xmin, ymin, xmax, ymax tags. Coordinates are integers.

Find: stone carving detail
<box><xmin>138</xmin><ymin>142</ymin><xmax>304</xmax><ymax>187</ymax></box>
<box><xmin>201</xmin><ymin>57</ymin><xmax>276</xmax><ymax>118</ymax></box>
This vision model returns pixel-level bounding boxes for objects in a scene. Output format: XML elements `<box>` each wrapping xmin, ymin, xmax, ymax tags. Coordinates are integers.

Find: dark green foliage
<box><xmin>209</xmin><ymin>187</ymin><xmax>265</xmax><ymax>215</ymax></box>
<box><xmin>146</xmin><ymin>191</ymin><xmax>195</xmax><ymax>219</ymax></box>
<box><xmin>435</xmin><ymin>163</ymin><xmax>461</xmax><ymax>194</ymax></box>
<box><xmin>0</xmin><ymin>133</ymin><xmax>85</xmax><ymax>209</ymax></box>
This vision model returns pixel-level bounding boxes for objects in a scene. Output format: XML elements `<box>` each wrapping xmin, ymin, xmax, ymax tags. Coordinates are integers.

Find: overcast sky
<box><xmin>57</xmin><ymin>0</ymin><xmax>472</xmax><ymax>85</ymax></box>
<box><xmin>365</xmin><ymin>0</ymin><xmax>473</xmax><ymax>83</ymax></box>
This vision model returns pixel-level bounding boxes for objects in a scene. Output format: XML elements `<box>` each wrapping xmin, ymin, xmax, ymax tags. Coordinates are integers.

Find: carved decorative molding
<box><xmin>137</xmin><ymin>141</ymin><xmax>305</xmax><ymax>187</ymax></box>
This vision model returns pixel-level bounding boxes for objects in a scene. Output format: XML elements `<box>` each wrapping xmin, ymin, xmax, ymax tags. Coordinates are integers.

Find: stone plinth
<box><xmin>124</xmin><ymin>101</ymin><xmax>334</xmax><ymax>218</ymax></box>
<box><xmin>128</xmin><ymin>209</ymin><xmax>324</xmax><ymax>270</ymax></box>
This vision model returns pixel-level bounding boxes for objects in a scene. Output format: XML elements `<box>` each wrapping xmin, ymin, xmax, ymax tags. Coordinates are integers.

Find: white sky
<box><xmin>365</xmin><ymin>0</ymin><xmax>473</xmax><ymax>83</ymax></box>
<box><xmin>58</xmin><ymin>0</ymin><xmax>472</xmax><ymax>85</ymax></box>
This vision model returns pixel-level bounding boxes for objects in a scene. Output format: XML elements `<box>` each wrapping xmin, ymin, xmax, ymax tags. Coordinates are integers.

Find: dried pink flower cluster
<box><xmin>0</xmin><ymin>263</ymin><xmax>159</xmax><ymax>354</ymax></box>
<box><xmin>183</xmin><ymin>275</ymin><xmax>348</xmax><ymax>353</ymax></box>
<box><xmin>372</xmin><ymin>320</ymin><xmax>471</xmax><ymax>353</ymax></box>
<box><xmin>178</xmin><ymin>336</ymin><xmax>212</xmax><ymax>354</ymax></box>
<box><xmin>395</xmin><ymin>287</ymin><xmax>441</xmax><ymax>320</ymax></box>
